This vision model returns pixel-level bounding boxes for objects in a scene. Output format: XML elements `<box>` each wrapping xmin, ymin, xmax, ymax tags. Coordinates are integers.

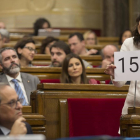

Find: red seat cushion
<box><xmin>68</xmin><ymin>98</ymin><xmax>125</xmax><ymax>137</ymax></box>
<box><xmin>105</xmin><ymin>80</ymin><xmax>111</xmax><ymax>84</ymax></box>
<box><xmin>41</xmin><ymin>79</ymin><xmax>60</xmax><ymax>83</ymax></box>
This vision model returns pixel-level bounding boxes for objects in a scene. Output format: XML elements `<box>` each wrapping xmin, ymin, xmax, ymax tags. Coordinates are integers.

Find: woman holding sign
<box><xmin>105</xmin><ymin>15</ymin><xmax>140</xmax><ymax>115</ymax></box>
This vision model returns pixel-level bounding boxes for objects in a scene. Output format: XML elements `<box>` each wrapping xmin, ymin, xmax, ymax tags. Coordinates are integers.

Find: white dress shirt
<box><xmin>6</xmin><ymin>73</ymin><xmax>29</xmax><ymax>104</ymax></box>
<box><xmin>0</xmin><ymin>125</ymin><xmax>10</xmax><ymax>135</ymax></box>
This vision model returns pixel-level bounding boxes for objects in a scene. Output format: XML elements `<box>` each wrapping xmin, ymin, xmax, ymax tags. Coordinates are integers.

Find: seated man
<box><xmin>0</xmin><ymin>47</ymin><xmax>40</xmax><ymax>105</ymax></box>
<box><xmin>49</xmin><ymin>41</ymin><xmax>93</xmax><ymax>68</ymax></box>
<box><xmin>100</xmin><ymin>45</ymin><xmax>119</xmax><ymax>68</ymax></box>
<box><xmin>68</xmin><ymin>32</ymin><xmax>99</xmax><ymax>56</ymax></box>
<box><xmin>0</xmin><ymin>84</ymin><xmax>32</xmax><ymax>135</ymax></box>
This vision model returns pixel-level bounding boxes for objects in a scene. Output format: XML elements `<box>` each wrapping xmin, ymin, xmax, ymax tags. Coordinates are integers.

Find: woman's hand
<box><xmin>104</xmin><ymin>64</ymin><xmax>116</xmax><ymax>78</ymax></box>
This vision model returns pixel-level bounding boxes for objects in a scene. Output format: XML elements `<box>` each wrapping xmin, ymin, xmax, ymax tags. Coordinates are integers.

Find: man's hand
<box><xmin>9</xmin><ymin>117</ymin><xmax>27</xmax><ymax>136</ymax></box>
<box><xmin>101</xmin><ymin>59</ymin><xmax>112</xmax><ymax>68</ymax></box>
<box><xmin>86</xmin><ymin>49</ymin><xmax>98</xmax><ymax>55</ymax></box>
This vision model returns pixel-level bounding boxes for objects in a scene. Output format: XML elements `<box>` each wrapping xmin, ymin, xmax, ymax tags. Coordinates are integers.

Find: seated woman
<box><xmin>41</xmin><ymin>36</ymin><xmax>59</xmax><ymax>54</ymax></box>
<box><xmin>84</xmin><ymin>30</ymin><xmax>97</xmax><ymax>46</ymax></box>
<box><xmin>14</xmin><ymin>37</ymin><xmax>36</xmax><ymax>67</ymax></box>
<box><xmin>33</xmin><ymin>18</ymin><xmax>51</xmax><ymax>36</ymax></box>
<box><xmin>60</xmin><ymin>53</ymin><xmax>97</xmax><ymax>84</ymax></box>
<box><xmin>119</xmin><ymin>29</ymin><xmax>132</xmax><ymax>45</ymax></box>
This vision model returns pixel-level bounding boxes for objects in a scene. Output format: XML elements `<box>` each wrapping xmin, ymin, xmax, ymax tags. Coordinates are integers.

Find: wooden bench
<box><xmin>9</xmin><ymin>35</ymin><xmax>119</xmax><ymax>45</ymax></box>
<box><xmin>19</xmin><ymin>67</ymin><xmax>109</xmax><ymax>82</ymax></box>
<box><xmin>8</xmin><ymin>29</ymin><xmax>91</xmax><ymax>35</ymax></box>
<box><xmin>9</xmin><ymin>35</ymin><xmax>68</xmax><ymax>42</ymax></box>
<box><xmin>30</xmin><ymin>83</ymin><xmax>128</xmax><ymax>139</ymax></box>
<box><xmin>3</xmin><ymin>42</ymin><xmax>104</xmax><ymax>54</ymax></box>
<box><xmin>23</xmin><ymin>114</ymin><xmax>46</xmax><ymax>136</ymax></box>
<box><xmin>3</xmin><ymin>42</ymin><xmax>121</xmax><ymax>54</ymax></box>
<box><xmin>97</xmin><ymin>37</ymin><xmax>119</xmax><ymax>45</ymax></box>
<box><xmin>33</xmin><ymin>54</ymin><xmax>102</xmax><ymax>67</ymax></box>
<box><xmin>22</xmin><ymin>106</ymin><xmax>47</xmax><ymax>137</ymax></box>
<box><xmin>0</xmin><ymin>67</ymin><xmax>109</xmax><ymax>82</ymax></box>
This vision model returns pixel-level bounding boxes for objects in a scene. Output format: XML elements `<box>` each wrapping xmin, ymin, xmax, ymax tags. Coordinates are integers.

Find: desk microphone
<box><xmin>133</xmin><ymin>80</ymin><xmax>137</xmax><ymax>107</ymax></box>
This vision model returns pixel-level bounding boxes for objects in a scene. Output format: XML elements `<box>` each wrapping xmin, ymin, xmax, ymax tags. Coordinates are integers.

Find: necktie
<box><xmin>11</xmin><ymin>79</ymin><xmax>28</xmax><ymax>106</ymax></box>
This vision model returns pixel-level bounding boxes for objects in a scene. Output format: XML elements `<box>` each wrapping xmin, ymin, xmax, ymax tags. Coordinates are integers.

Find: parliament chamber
<box><xmin>0</xmin><ymin>0</ymin><xmax>140</xmax><ymax>139</ymax></box>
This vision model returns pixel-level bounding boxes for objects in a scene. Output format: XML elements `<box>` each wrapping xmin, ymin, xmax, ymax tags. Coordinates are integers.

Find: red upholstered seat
<box><xmin>105</xmin><ymin>80</ymin><xmax>111</xmax><ymax>84</ymax></box>
<box><xmin>40</xmin><ymin>79</ymin><xmax>60</xmax><ymax>83</ymax></box>
<box><xmin>68</xmin><ymin>98</ymin><xmax>125</xmax><ymax>137</ymax></box>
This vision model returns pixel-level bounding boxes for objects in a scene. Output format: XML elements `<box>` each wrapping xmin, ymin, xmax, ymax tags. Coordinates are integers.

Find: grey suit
<box><xmin>0</xmin><ymin>72</ymin><xmax>40</xmax><ymax>103</ymax></box>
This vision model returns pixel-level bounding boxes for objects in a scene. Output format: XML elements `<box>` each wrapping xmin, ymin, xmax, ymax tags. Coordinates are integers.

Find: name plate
<box><xmin>114</xmin><ymin>50</ymin><xmax>140</xmax><ymax>81</ymax></box>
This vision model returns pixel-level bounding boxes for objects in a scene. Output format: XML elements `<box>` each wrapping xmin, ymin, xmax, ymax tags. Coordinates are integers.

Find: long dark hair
<box><xmin>41</xmin><ymin>36</ymin><xmax>59</xmax><ymax>54</ymax></box>
<box><xmin>33</xmin><ymin>18</ymin><xmax>51</xmax><ymax>36</ymax></box>
<box><xmin>133</xmin><ymin>15</ymin><xmax>140</xmax><ymax>47</ymax></box>
<box><xmin>119</xmin><ymin>29</ymin><xmax>132</xmax><ymax>45</ymax></box>
<box><xmin>60</xmin><ymin>53</ymin><xmax>88</xmax><ymax>84</ymax></box>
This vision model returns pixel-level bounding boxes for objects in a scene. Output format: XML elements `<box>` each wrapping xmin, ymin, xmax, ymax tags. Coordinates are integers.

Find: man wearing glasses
<box><xmin>0</xmin><ymin>84</ymin><xmax>32</xmax><ymax>135</ymax></box>
<box><xmin>0</xmin><ymin>47</ymin><xmax>40</xmax><ymax>105</ymax></box>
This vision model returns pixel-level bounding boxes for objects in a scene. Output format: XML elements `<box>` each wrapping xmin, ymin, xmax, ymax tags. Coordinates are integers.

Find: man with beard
<box><xmin>49</xmin><ymin>41</ymin><xmax>70</xmax><ymax>67</ymax></box>
<box><xmin>0</xmin><ymin>84</ymin><xmax>32</xmax><ymax>136</ymax></box>
<box><xmin>49</xmin><ymin>41</ymin><xmax>93</xmax><ymax>68</ymax></box>
<box><xmin>0</xmin><ymin>47</ymin><xmax>40</xmax><ymax>105</ymax></box>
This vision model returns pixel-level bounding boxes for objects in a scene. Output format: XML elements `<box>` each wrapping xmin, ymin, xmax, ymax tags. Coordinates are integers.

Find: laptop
<box><xmin>38</xmin><ymin>29</ymin><xmax>60</xmax><ymax>37</ymax></box>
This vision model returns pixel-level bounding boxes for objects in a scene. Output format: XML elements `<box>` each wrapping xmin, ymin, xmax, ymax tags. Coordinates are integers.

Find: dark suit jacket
<box><xmin>0</xmin><ymin>122</ymin><xmax>32</xmax><ymax>135</ymax></box>
<box><xmin>0</xmin><ymin>72</ymin><xmax>40</xmax><ymax>103</ymax></box>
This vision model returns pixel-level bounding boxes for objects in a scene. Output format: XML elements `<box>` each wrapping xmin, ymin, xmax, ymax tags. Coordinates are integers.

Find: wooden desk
<box><xmin>23</xmin><ymin>114</ymin><xmax>46</xmax><ymax>136</ymax></box>
<box><xmin>22</xmin><ymin>106</ymin><xmax>47</xmax><ymax>137</ymax></box>
<box><xmin>22</xmin><ymin>106</ymin><xmax>32</xmax><ymax>113</ymax></box>
<box><xmin>30</xmin><ymin>83</ymin><xmax>128</xmax><ymax>139</ymax></box>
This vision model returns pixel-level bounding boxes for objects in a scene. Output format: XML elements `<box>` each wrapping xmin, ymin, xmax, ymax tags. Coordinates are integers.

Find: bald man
<box><xmin>0</xmin><ymin>84</ymin><xmax>32</xmax><ymax>136</ymax></box>
<box><xmin>101</xmin><ymin>45</ymin><xmax>119</xmax><ymax>68</ymax></box>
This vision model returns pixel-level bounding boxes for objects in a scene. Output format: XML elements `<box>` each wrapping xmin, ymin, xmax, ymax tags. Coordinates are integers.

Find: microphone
<box><xmin>133</xmin><ymin>80</ymin><xmax>137</xmax><ymax>107</ymax></box>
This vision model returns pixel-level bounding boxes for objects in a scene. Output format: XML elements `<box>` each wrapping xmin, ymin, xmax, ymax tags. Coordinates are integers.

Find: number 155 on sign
<box><xmin>114</xmin><ymin>50</ymin><xmax>140</xmax><ymax>81</ymax></box>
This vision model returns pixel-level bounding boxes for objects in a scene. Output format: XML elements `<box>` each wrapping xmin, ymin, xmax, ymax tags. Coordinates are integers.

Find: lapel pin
<box><xmin>28</xmin><ymin>80</ymin><xmax>30</xmax><ymax>83</ymax></box>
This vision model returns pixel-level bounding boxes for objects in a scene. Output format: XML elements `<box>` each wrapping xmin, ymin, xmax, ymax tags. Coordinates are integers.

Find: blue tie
<box><xmin>11</xmin><ymin>79</ymin><xmax>28</xmax><ymax>106</ymax></box>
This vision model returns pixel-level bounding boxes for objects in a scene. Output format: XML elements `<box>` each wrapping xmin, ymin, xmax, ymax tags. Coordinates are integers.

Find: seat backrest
<box><xmin>68</xmin><ymin>98</ymin><xmax>125</xmax><ymax>137</ymax></box>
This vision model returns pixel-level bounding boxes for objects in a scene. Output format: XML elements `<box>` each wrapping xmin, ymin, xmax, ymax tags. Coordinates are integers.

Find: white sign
<box><xmin>114</xmin><ymin>50</ymin><xmax>140</xmax><ymax>81</ymax></box>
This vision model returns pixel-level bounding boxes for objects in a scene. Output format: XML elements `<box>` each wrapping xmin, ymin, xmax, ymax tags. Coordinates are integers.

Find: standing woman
<box><xmin>14</xmin><ymin>37</ymin><xmax>36</xmax><ymax>67</ymax></box>
<box><xmin>105</xmin><ymin>15</ymin><xmax>140</xmax><ymax>115</ymax></box>
<box><xmin>60</xmin><ymin>53</ymin><xmax>97</xmax><ymax>84</ymax></box>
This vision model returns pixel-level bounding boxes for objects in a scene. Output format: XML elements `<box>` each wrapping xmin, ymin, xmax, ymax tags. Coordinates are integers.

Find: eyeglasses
<box><xmin>0</xmin><ymin>98</ymin><xmax>24</xmax><ymax>108</ymax></box>
<box><xmin>86</xmin><ymin>38</ymin><xmax>95</xmax><ymax>41</ymax></box>
<box><xmin>24</xmin><ymin>46</ymin><xmax>37</xmax><ymax>54</ymax></box>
